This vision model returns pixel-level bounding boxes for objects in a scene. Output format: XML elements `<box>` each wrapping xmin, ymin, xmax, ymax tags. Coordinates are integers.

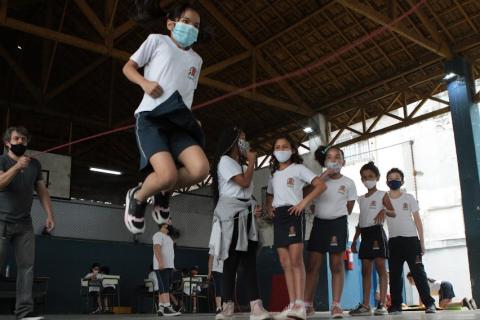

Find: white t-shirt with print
<box><xmin>130</xmin><ymin>34</ymin><xmax>203</xmax><ymax>114</ymax></box>
<box><xmin>314</xmin><ymin>175</ymin><xmax>357</xmax><ymax>220</ymax></box>
<box><xmin>267</xmin><ymin>164</ymin><xmax>317</xmax><ymax>208</ymax></box>
<box><xmin>358</xmin><ymin>190</ymin><xmax>386</xmax><ymax>228</ymax></box>
<box><xmin>153</xmin><ymin>231</ymin><xmax>175</xmax><ymax>270</ymax></box>
<box><xmin>386</xmin><ymin>192</ymin><xmax>419</xmax><ymax>238</ymax></box>
<box><xmin>218</xmin><ymin>155</ymin><xmax>253</xmax><ymax>199</ymax></box>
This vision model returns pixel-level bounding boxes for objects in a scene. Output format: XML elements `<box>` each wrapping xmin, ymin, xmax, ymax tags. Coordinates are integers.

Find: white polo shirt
<box><xmin>313</xmin><ymin>175</ymin><xmax>357</xmax><ymax>220</ymax></box>
<box><xmin>131</xmin><ymin>34</ymin><xmax>203</xmax><ymax>114</ymax></box>
<box><xmin>267</xmin><ymin>164</ymin><xmax>317</xmax><ymax>208</ymax></box>
<box><xmin>386</xmin><ymin>192</ymin><xmax>419</xmax><ymax>238</ymax></box>
<box><xmin>218</xmin><ymin>155</ymin><xmax>253</xmax><ymax>199</ymax></box>
<box><xmin>358</xmin><ymin>190</ymin><xmax>387</xmax><ymax>228</ymax></box>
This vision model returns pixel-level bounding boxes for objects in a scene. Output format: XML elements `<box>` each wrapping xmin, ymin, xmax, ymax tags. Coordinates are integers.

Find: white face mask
<box><xmin>274</xmin><ymin>150</ymin><xmax>292</xmax><ymax>163</ymax></box>
<box><xmin>325</xmin><ymin>161</ymin><xmax>342</xmax><ymax>173</ymax></box>
<box><xmin>363</xmin><ymin>180</ymin><xmax>377</xmax><ymax>190</ymax></box>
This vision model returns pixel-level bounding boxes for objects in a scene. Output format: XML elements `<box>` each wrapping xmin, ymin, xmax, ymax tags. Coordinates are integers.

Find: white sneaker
<box><xmin>250</xmin><ymin>299</ymin><xmax>271</xmax><ymax>320</ymax></box>
<box><xmin>287</xmin><ymin>305</ymin><xmax>307</xmax><ymax>320</ymax></box>
<box><xmin>331</xmin><ymin>303</ymin><xmax>344</xmax><ymax>318</ymax></box>
<box><xmin>273</xmin><ymin>305</ymin><xmax>292</xmax><ymax>320</ymax></box>
<box><xmin>216</xmin><ymin>301</ymin><xmax>235</xmax><ymax>320</ymax></box>
<box><xmin>306</xmin><ymin>305</ymin><xmax>315</xmax><ymax>317</ymax></box>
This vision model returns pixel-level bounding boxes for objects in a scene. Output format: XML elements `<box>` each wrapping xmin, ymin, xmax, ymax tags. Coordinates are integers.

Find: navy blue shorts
<box><xmin>439</xmin><ymin>281</ymin><xmax>455</xmax><ymax>300</ymax></box>
<box><xmin>155</xmin><ymin>268</ymin><xmax>173</xmax><ymax>294</ymax></box>
<box><xmin>273</xmin><ymin>206</ymin><xmax>305</xmax><ymax>248</ymax></box>
<box><xmin>135</xmin><ymin>91</ymin><xmax>205</xmax><ymax>172</ymax></box>
<box><xmin>307</xmin><ymin>215</ymin><xmax>348</xmax><ymax>253</ymax></box>
<box><xmin>212</xmin><ymin>271</ymin><xmax>223</xmax><ymax>298</ymax></box>
<box><xmin>359</xmin><ymin>225</ymin><xmax>389</xmax><ymax>259</ymax></box>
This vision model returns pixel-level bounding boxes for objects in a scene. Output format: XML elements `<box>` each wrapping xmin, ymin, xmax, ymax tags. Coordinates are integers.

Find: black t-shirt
<box><xmin>0</xmin><ymin>154</ymin><xmax>43</xmax><ymax>224</ymax></box>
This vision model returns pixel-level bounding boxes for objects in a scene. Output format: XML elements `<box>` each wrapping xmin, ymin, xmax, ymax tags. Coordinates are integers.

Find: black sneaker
<box><xmin>470</xmin><ymin>298</ymin><xmax>478</xmax><ymax>310</ymax></box>
<box><xmin>163</xmin><ymin>305</ymin><xmax>181</xmax><ymax>317</ymax></box>
<box><xmin>349</xmin><ymin>303</ymin><xmax>371</xmax><ymax>316</ymax></box>
<box><xmin>388</xmin><ymin>306</ymin><xmax>402</xmax><ymax>315</ymax></box>
<box><xmin>462</xmin><ymin>298</ymin><xmax>472</xmax><ymax>310</ymax></box>
<box><xmin>124</xmin><ymin>185</ymin><xmax>147</xmax><ymax>234</ymax></box>
<box><xmin>150</xmin><ymin>191</ymin><xmax>172</xmax><ymax>224</ymax></box>
<box><xmin>157</xmin><ymin>306</ymin><xmax>164</xmax><ymax>316</ymax></box>
<box><xmin>425</xmin><ymin>304</ymin><xmax>436</xmax><ymax>313</ymax></box>
<box><xmin>18</xmin><ymin>313</ymin><xmax>44</xmax><ymax>320</ymax></box>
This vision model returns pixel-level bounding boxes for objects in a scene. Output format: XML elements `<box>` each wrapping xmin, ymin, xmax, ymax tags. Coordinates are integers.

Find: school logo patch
<box><xmin>373</xmin><ymin>240</ymin><xmax>380</xmax><ymax>250</ymax></box>
<box><xmin>330</xmin><ymin>235</ymin><xmax>338</xmax><ymax>246</ymax></box>
<box><xmin>403</xmin><ymin>202</ymin><xmax>409</xmax><ymax>210</ymax></box>
<box><xmin>287</xmin><ymin>177</ymin><xmax>295</xmax><ymax>188</ymax></box>
<box><xmin>188</xmin><ymin>66</ymin><xmax>197</xmax><ymax>80</ymax></box>
<box><xmin>288</xmin><ymin>226</ymin><xmax>296</xmax><ymax>238</ymax></box>
<box><xmin>369</xmin><ymin>200</ymin><xmax>377</xmax><ymax>208</ymax></box>
<box><xmin>337</xmin><ymin>185</ymin><xmax>346</xmax><ymax>194</ymax></box>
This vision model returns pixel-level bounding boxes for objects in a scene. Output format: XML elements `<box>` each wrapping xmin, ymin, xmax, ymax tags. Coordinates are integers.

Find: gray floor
<box><xmin>0</xmin><ymin>311</ymin><xmax>479</xmax><ymax>319</ymax></box>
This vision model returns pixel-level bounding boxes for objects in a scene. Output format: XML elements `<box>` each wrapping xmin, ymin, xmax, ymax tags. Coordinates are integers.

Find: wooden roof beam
<box><xmin>0</xmin><ymin>17</ymin><xmax>131</xmax><ymax>60</ymax></box>
<box><xmin>336</xmin><ymin>0</ymin><xmax>452</xmax><ymax>58</ymax></box>
<box><xmin>406</xmin><ymin>0</ymin><xmax>453</xmax><ymax>59</ymax></box>
<box><xmin>74</xmin><ymin>0</ymin><xmax>106</xmax><ymax>38</ymax></box>
<box><xmin>198</xmin><ymin>0</ymin><xmax>315</xmax><ymax>116</ymax></box>
<box><xmin>199</xmin><ymin>77</ymin><xmax>312</xmax><ymax>116</ymax></box>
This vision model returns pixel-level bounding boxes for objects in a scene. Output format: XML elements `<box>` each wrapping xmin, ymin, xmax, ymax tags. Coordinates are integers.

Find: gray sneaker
<box><xmin>374</xmin><ymin>303</ymin><xmax>388</xmax><ymax>315</ymax></box>
<box><xmin>425</xmin><ymin>304</ymin><xmax>436</xmax><ymax>314</ymax></box>
<box><xmin>349</xmin><ymin>303</ymin><xmax>371</xmax><ymax>316</ymax></box>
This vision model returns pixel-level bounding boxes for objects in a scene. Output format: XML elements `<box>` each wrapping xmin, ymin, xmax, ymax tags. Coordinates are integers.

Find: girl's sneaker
<box><xmin>349</xmin><ymin>303</ymin><xmax>371</xmax><ymax>316</ymax></box>
<box><xmin>150</xmin><ymin>191</ymin><xmax>172</xmax><ymax>224</ymax></box>
<box><xmin>124</xmin><ymin>185</ymin><xmax>146</xmax><ymax>234</ymax></box>
<box><xmin>216</xmin><ymin>301</ymin><xmax>235</xmax><ymax>320</ymax></box>
<box><xmin>374</xmin><ymin>303</ymin><xmax>388</xmax><ymax>315</ymax></box>
<box><xmin>250</xmin><ymin>299</ymin><xmax>270</xmax><ymax>320</ymax></box>
<box><xmin>287</xmin><ymin>304</ymin><xmax>307</xmax><ymax>320</ymax></box>
<box><xmin>273</xmin><ymin>305</ymin><xmax>292</xmax><ymax>320</ymax></box>
<box><xmin>331</xmin><ymin>303</ymin><xmax>344</xmax><ymax>319</ymax></box>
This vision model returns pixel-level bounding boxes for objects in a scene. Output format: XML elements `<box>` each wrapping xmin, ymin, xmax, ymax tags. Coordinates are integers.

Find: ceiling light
<box><xmin>303</xmin><ymin>126</ymin><xmax>314</xmax><ymax>133</ymax></box>
<box><xmin>89</xmin><ymin>167</ymin><xmax>122</xmax><ymax>175</ymax></box>
<box><xmin>443</xmin><ymin>72</ymin><xmax>457</xmax><ymax>81</ymax></box>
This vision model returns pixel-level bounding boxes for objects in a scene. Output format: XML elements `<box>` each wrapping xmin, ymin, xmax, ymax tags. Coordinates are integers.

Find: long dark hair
<box><xmin>270</xmin><ymin>135</ymin><xmax>303</xmax><ymax>174</ymax></box>
<box><xmin>360</xmin><ymin>161</ymin><xmax>380</xmax><ymax>178</ymax></box>
<box><xmin>211</xmin><ymin>127</ymin><xmax>243</xmax><ymax>204</ymax></box>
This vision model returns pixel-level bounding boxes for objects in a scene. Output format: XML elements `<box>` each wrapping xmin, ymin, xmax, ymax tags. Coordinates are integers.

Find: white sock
<box><xmin>305</xmin><ymin>301</ymin><xmax>312</xmax><ymax>307</ymax></box>
<box><xmin>295</xmin><ymin>300</ymin><xmax>305</xmax><ymax>307</ymax></box>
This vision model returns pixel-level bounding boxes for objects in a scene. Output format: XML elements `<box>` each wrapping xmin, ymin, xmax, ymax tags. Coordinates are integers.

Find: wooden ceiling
<box><xmin>1</xmin><ymin>0</ymin><xmax>480</xmax><ymax>201</ymax></box>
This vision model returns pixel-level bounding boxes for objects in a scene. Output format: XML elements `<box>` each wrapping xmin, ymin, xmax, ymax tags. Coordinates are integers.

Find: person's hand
<box><xmin>246</xmin><ymin>150</ymin><xmax>257</xmax><ymax>164</ymax></box>
<box><xmin>141</xmin><ymin>80</ymin><xmax>163</xmax><ymax>98</ymax></box>
<box><xmin>45</xmin><ymin>216</ymin><xmax>55</xmax><ymax>232</ymax></box>
<box><xmin>15</xmin><ymin>156</ymin><xmax>30</xmax><ymax>170</ymax></box>
<box><xmin>254</xmin><ymin>205</ymin><xmax>263</xmax><ymax>218</ymax></box>
<box><xmin>351</xmin><ymin>241</ymin><xmax>358</xmax><ymax>254</ymax></box>
<box><xmin>320</xmin><ymin>169</ymin><xmax>336</xmax><ymax>180</ymax></box>
<box><xmin>207</xmin><ymin>272</ymin><xmax>212</xmax><ymax>280</ymax></box>
<box><xmin>267</xmin><ymin>207</ymin><xmax>275</xmax><ymax>218</ymax></box>
<box><xmin>374</xmin><ymin>209</ymin><xmax>386</xmax><ymax>225</ymax></box>
<box><xmin>288</xmin><ymin>201</ymin><xmax>306</xmax><ymax>216</ymax></box>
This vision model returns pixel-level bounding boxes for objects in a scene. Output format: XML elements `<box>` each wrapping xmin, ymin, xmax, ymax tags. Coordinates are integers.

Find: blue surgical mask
<box><xmin>387</xmin><ymin>180</ymin><xmax>402</xmax><ymax>190</ymax></box>
<box><xmin>172</xmin><ymin>22</ymin><xmax>198</xmax><ymax>48</ymax></box>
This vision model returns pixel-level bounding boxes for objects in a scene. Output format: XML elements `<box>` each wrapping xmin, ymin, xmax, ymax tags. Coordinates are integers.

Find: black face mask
<box><xmin>10</xmin><ymin>144</ymin><xmax>27</xmax><ymax>157</ymax></box>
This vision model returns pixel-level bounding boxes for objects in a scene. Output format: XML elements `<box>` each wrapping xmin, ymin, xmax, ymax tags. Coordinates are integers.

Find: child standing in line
<box><xmin>385</xmin><ymin>168</ymin><xmax>436</xmax><ymax>315</ymax></box>
<box><xmin>350</xmin><ymin>161</ymin><xmax>395</xmax><ymax>316</ymax></box>
<box><xmin>266</xmin><ymin>135</ymin><xmax>327</xmax><ymax>320</ymax></box>
<box><xmin>304</xmin><ymin>146</ymin><xmax>357</xmax><ymax>319</ymax></box>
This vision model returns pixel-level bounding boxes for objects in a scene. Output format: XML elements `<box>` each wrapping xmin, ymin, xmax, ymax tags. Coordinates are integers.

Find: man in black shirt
<box><xmin>0</xmin><ymin>126</ymin><xmax>55</xmax><ymax>320</ymax></box>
